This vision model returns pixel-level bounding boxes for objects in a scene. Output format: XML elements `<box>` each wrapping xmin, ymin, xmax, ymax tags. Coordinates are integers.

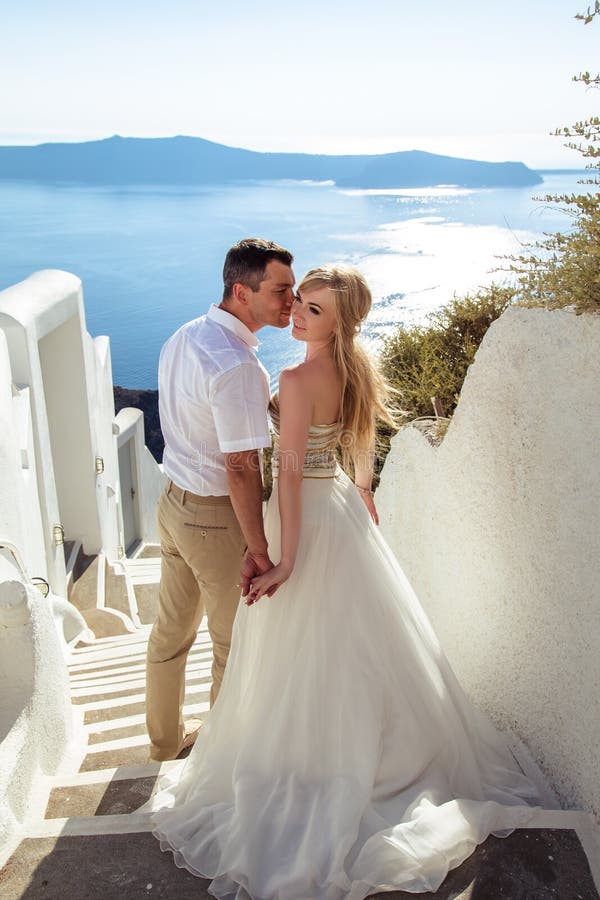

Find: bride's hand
<box><xmin>359</xmin><ymin>490</ymin><xmax>379</xmax><ymax>526</ymax></box>
<box><xmin>246</xmin><ymin>563</ymin><xmax>293</xmax><ymax>605</ymax></box>
<box><xmin>240</xmin><ymin>550</ymin><xmax>273</xmax><ymax>597</ymax></box>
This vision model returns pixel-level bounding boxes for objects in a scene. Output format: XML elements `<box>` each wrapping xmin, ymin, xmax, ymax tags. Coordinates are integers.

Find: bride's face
<box><xmin>291</xmin><ymin>286</ymin><xmax>337</xmax><ymax>344</ymax></box>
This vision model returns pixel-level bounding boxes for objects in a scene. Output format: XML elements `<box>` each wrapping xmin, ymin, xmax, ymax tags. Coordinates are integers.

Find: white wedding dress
<box><xmin>151</xmin><ymin>402</ymin><xmax>555</xmax><ymax>898</ymax></box>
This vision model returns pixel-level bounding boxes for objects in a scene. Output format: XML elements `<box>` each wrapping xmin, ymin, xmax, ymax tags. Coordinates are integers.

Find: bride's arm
<box><xmin>277</xmin><ymin>368</ymin><xmax>311</xmax><ymax>573</ymax></box>
<box><xmin>354</xmin><ymin>441</ymin><xmax>379</xmax><ymax>525</ymax></box>
<box><xmin>246</xmin><ymin>368</ymin><xmax>311</xmax><ymax>603</ymax></box>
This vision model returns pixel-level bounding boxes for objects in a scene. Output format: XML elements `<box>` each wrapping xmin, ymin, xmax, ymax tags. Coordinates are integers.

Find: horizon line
<box><xmin>0</xmin><ymin>133</ymin><xmax>586</xmax><ymax>172</ymax></box>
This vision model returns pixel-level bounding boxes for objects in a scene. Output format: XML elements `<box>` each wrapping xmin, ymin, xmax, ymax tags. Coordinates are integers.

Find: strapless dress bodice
<box><xmin>268</xmin><ymin>394</ymin><xmax>340</xmax><ymax>479</ymax></box>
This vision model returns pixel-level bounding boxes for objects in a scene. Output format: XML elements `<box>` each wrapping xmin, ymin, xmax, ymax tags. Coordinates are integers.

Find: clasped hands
<box><xmin>240</xmin><ymin>550</ymin><xmax>292</xmax><ymax>605</ymax></box>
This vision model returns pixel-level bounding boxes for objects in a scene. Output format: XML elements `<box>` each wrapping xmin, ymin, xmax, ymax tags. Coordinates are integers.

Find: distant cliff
<box><xmin>114</xmin><ymin>386</ymin><xmax>163</xmax><ymax>463</ymax></box>
<box><xmin>0</xmin><ymin>135</ymin><xmax>542</xmax><ymax>188</ymax></box>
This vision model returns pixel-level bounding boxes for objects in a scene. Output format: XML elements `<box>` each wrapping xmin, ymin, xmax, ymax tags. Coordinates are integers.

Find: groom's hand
<box><xmin>240</xmin><ymin>551</ymin><xmax>273</xmax><ymax>599</ymax></box>
<box><xmin>246</xmin><ymin>562</ymin><xmax>292</xmax><ymax>604</ymax></box>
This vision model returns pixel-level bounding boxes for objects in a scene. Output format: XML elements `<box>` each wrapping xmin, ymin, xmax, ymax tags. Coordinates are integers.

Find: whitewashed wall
<box><xmin>0</xmin><ymin>270</ymin><xmax>133</xmax><ymax>589</ymax></box>
<box><xmin>0</xmin><ymin>332</ymin><xmax>28</xmax><ymax>565</ymax></box>
<box><xmin>377</xmin><ymin>306</ymin><xmax>600</xmax><ymax>818</ymax></box>
<box><xmin>0</xmin><ymin>273</ymin><xmax>73</xmax><ymax>595</ymax></box>
<box><xmin>0</xmin><ymin>560</ymin><xmax>78</xmax><ymax>851</ymax></box>
<box><xmin>0</xmin><ymin>332</ymin><xmax>46</xmax><ymax>581</ymax></box>
<box><xmin>87</xmin><ymin>334</ymin><xmax>121</xmax><ymax>561</ymax></box>
<box><xmin>115</xmin><ymin>407</ymin><xmax>166</xmax><ymax>547</ymax></box>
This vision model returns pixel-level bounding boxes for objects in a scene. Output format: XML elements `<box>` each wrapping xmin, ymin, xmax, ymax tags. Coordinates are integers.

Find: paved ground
<box><xmin>2</xmin><ymin>828</ymin><xmax>598</xmax><ymax>900</ymax></box>
<box><xmin>1</xmin><ymin>627</ymin><xmax>599</xmax><ymax>900</ymax></box>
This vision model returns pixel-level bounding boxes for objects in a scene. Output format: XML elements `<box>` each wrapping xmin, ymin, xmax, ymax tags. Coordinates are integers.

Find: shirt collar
<box><xmin>207</xmin><ymin>304</ymin><xmax>259</xmax><ymax>350</ymax></box>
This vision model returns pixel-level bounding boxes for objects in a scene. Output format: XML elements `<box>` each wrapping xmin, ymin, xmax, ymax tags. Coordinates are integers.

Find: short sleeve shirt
<box><xmin>159</xmin><ymin>305</ymin><xmax>271</xmax><ymax>495</ymax></box>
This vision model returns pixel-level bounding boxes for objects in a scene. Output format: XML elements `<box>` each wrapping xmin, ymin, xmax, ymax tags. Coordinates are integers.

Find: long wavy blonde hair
<box><xmin>297</xmin><ymin>264</ymin><xmax>397</xmax><ymax>471</ymax></box>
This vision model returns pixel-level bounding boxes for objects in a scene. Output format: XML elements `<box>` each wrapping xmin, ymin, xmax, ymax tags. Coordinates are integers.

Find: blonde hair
<box><xmin>297</xmin><ymin>263</ymin><xmax>397</xmax><ymax>471</ymax></box>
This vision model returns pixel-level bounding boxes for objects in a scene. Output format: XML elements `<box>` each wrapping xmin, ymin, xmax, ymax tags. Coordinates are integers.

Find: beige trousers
<box><xmin>146</xmin><ymin>481</ymin><xmax>246</xmax><ymax>761</ymax></box>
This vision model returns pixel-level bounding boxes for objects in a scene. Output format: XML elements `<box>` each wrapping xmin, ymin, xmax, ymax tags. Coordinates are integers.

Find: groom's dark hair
<box><xmin>222</xmin><ymin>238</ymin><xmax>293</xmax><ymax>299</ymax></box>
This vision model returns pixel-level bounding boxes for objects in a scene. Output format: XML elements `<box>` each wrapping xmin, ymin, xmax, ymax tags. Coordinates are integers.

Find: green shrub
<box><xmin>508</xmin><ymin>179</ymin><xmax>600</xmax><ymax>314</ymax></box>
<box><xmin>379</xmin><ymin>285</ymin><xmax>515</xmax><ymax>422</ymax></box>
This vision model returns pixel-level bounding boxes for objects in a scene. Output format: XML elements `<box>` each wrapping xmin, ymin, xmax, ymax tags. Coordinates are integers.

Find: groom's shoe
<box><xmin>175</xmin><ymin>718</ymin><xmax>203</xmax><ymax>759</ymax></box>
<box><xmin>147</xmin><ymin>718</ymin><xmax>203</xmax><ymax>762</ymax></box>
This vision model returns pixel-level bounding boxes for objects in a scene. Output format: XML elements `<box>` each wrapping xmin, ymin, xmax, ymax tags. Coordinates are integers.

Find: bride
<box><xmin>151</xmin><ymin>264</ymin><xmax>555</xmax><ymax>898</ymax></box>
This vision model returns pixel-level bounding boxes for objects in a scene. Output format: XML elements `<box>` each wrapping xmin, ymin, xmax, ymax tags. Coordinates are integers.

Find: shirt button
<box><xmin>200</xmin><ymin>530</ymin><xmax>207</xmax><ymax>537</ymax></box>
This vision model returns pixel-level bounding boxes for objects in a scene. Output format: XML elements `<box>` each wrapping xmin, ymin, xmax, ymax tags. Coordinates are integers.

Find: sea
<box><xmin>0</xmin><ymin>172</ymin><xmax>587</xmax><ymax>389</ymax></box>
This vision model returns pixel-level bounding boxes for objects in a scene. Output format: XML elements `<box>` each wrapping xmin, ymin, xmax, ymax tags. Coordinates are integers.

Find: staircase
<box><xmin>1</xmin><ymin>624</ymin><xmax>599</xmax><ymax>898</ymax></box>
<box><xmin>68</xmin><ymin>544</ymin><xmax>163</xmax><ymax>638</ymax></box>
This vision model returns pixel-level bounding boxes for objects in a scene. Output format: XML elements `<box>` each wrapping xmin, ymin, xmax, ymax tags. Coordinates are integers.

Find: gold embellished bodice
<box><xmin>269</xmin><ymin>394</ymin><xmax>340</xmax><ymax>479</ymax></box>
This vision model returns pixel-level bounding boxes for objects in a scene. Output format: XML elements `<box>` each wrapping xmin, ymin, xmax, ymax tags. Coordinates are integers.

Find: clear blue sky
<box><xmin>2</xmin><ymin>0</ymin><xmax>597</xmax><ymax>166</ymax></box>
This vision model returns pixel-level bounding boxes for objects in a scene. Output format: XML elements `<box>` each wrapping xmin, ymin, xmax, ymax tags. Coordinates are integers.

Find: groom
<box><xmin>146</xmin><ymin>238</ymin><xmax>295</xmax><ymax>761</ymax></box>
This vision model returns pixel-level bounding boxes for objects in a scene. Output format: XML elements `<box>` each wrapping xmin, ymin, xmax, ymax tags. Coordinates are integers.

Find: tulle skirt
<box><xmin>151</xmin><ymin>468</ymin><xmax>554</xmax><ymax>898</ymax></box>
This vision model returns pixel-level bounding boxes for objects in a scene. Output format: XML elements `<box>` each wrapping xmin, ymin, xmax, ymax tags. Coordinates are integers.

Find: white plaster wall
<box><xmin>86</xmin><ymin>333</ymin><xmax>121</xmax><ymax>561</ymax></box>
<box><xmin>0</xmin><ymin>271</ymin><xmax>85</xmax><ymax>596</ymax></box>
<box><xmin>0</xmin><ymin>333</ymin><xmax>46</xmax><ymax>580</ymax></box>
<box><xmin>0</xmin><ymin>567</ymin><xmax>75</xmax><ymax>849</ymax></box>
<box><xmin>377</xmin><ymin>306</ymin><xmax>600</xmax><ymax>818</ymax></box>
<box><xmin>115</xmin><ymin>407</ymin><xmax>166</xmax><ymax>546</ymax></box>
<box><xmin>38</xmin><ymin>314</ymin><xmax>101</xmax><ymax>553</ymax></box>
<box><xmin>11</xmin><ymin>386</ymin><xmax>47</xmax><ymax>579</ymax></box>
<box><xmin>0</xmin><ymin>333</ymin><xmax>27</xmax><ymax>558</ymax></box>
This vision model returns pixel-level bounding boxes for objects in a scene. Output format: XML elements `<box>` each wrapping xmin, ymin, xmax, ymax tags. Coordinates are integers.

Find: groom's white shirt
<box><xmin>159</xmin><ymin>304</ymin><xmax>271</xmax><ymax>496</ymax></box>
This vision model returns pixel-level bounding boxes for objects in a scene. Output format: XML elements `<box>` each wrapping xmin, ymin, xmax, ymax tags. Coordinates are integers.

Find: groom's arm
<box><xmin>211</xmin><ymin>363</ymin><xmax>273</xmax><ymax>594</ymax></box>
<box><xmin>225</xmin><ymin>450</ymin><xmax>273</xmax><ymax>594</ymax></box>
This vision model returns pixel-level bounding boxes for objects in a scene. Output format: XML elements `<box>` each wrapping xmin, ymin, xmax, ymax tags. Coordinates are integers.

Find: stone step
<box><xmin>69</xmin><ymin>643</ymin><xmax>150</xmax><ymax>669</ymax></box>
<box><xmin>44</xmin><ymin>776</ymin><xmax>158</xmax><ymax>819</ymax></box>
<box><xmin>133</xmin><ymin>544</ymin><xmax>161</xmax><ymax>559</ymax></box>
<box><xmin>2</xmin><ymin>823</ymin><xmax>598</xmax><ymax>900</ymax></box>
<box><xmin>83</xmin><ymin>699</ymin><xmax>149</xmax><ymax>725</ymax></box>
<box><xmin>53</xmin><ymin>761</ymin><xmax>174</xmax><ymax>785</ymax></box>
<box><xmin>133</xmin><ymin>581</ymin><xmax>160</xmax><ymax>625</ymax></box>
<box><xmin>69</xmin><ymin>629</ymin><xmax>152</xmax><ymax>651</ymax></box>
<box><xmin>71</xmin><ymin>684</ymin><xmax>151</xmax><ymax>705</ymax></box>
<box><xmin>121</xmin><ymin>558</ymin><xmax>162</xmax><ymax>581</ymax></box>
<box><xmin>71</xmin><ymin>674</ymin><xmax>210</xmax><ymax>709</ymax></box>
<box><xmin>0</xmin><ymin>832</ymin><xmax>213</xmax><ymax>899</ymax></box>
<box><xmin>103</xmin><ymin>555</ymin><xmax>162</xmax><ymax>626</ymax></box>
<box><xmin>68</xmin><ymin>553</ymin><xmax>101</xmax><ymax>613</ymax></box>
<box><xmin>75</xmin><ymin>719</ymin><xmax>204</xmax><ymax>774</ymax></box>
<box><xmin>71</xmin><ymin>655</ymin><xmax>211</xmax><ymax>687</ymax></box>
<box><xmin>79</xmin><ymin>744</ymin><xmax>154</xmax><ymax>773</ymax></box>
<box><xmin>71</xmin><ymin>660</ymin><xmax>212</xmax><ymax>695</ymax></box>
<box><xmin>44</xmin><ymin>758</ymin><xmax>175</xmax><ymax>820</ymax></box>
<box><xmin>86</xmin><ymin>721</ymin><xmax>149</xmax><ymax>746</ymax></box>
<box><xmin>104</xmin><ymin>560</ymin><xmax>140</xmax><ymax>626</ymax></box>
<box><xmin>68</xmin><ymin>641</ymin><xmax>212</xmax><ymax>675</ymax></box>
<box><xmin>83</xmin><ymin>697</ymin><xmax>206</xmax><ymax>726</ymax></box>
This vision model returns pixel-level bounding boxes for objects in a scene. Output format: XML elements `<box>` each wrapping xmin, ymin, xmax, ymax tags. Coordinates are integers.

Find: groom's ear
<box><xmin>232</xmin><ymin>281</ymin><xmax>250</xmax><ymax>305</ymax></box>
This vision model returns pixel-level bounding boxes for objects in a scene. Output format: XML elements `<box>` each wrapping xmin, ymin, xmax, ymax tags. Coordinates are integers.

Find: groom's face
<box><xmin>247</xmin><ymin>260</ymin><xmax>296</xmax><ymax>330</ymax></box>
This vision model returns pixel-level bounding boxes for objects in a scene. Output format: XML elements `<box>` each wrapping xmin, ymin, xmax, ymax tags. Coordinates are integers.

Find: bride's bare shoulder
<box><xmin>278</xmin><ymin>362</ymin><xmax>312</xmax><ymax>387</ymax></box>
<box><xmin>280</xmin><ymin>359</ymin><xmax>339</xmax><ymax>415</ymax></box>
<box><xmin>278</xmin><ymin>365</ymin><xmax>312</xmax><ymax>407</ymax></box>
<box><xmin>279</xmin><ymin>360</ymin><xmax>334</xmax><ymax>392</ymax></box>
<box><xmin>279</xmin><ymin>362</ymin><xmax>304</xmax><ymax>378</ymax></box>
